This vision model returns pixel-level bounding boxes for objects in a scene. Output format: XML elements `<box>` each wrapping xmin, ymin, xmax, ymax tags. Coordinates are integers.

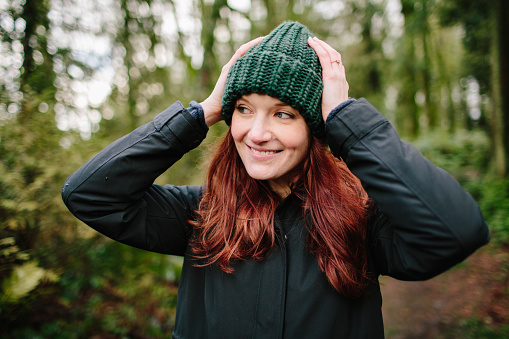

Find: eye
<box><xmin>235</xmin><ymin>105</ymin><xmax>251</xmax><ymax>114</ymax></box>
<box><xmin>275</xmin><ymin>111</ymin><xmax>293</xmax><ymax>119</ymax></box>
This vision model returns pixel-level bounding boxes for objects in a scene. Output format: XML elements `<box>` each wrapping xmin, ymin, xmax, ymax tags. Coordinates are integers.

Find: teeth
<box><xmin>250</xmin><ymin>147</ymin><xmax>278</xmax><ymax>155</ymax></box>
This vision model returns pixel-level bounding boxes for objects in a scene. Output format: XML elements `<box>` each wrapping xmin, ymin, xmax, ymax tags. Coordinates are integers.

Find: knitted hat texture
<box><xmin>221</xmin><ymin>22</ymin><xmax>324</xmax><ymax>140</ymax></box>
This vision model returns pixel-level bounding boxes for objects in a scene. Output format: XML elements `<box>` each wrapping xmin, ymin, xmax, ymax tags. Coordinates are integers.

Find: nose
<box><xmin>247</xmin><ymin>115</ymin><xmax>272</xmax><ymax>144</ymax></box>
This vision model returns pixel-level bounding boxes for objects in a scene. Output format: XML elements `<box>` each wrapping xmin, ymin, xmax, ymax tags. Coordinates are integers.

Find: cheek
<box><xmin>282</xmin><ymin>126</ymin><xmax>310</xmax><ymax>153</ymax></box>
<box><xmin>230</xmin><ymin>115</ymin><xmax>244</xmax><ymax>142</ymax></box>
<box><xmin>294</xmin><ymin>139</ymin><xmax>310</xmax><ymax>162</ymax></box>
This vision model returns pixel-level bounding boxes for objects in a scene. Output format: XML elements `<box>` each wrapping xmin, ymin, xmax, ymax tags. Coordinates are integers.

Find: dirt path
<box><xmin>380</xmin><ymin>244</ymin><xmax>509</xmax><ymax>338</ymax></box>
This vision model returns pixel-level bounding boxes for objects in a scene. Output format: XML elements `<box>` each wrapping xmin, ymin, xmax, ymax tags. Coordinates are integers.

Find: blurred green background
<box><xmin>1</xmin><ymin>0</ymin><xmax>508</xmax><ymax>337</ymax></box>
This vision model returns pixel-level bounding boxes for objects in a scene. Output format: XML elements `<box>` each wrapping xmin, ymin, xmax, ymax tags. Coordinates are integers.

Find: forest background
<box><xmin>1</xmin><ymin>0</ymin><xmax>508</xmax><ymax>337</ymax></box>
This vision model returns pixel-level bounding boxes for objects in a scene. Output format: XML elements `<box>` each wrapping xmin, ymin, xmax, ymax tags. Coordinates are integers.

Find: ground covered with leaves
<box><xmin>381</xmin><ymin>243</ymin><xmax>509</xmax><ymax>338</ymax></box>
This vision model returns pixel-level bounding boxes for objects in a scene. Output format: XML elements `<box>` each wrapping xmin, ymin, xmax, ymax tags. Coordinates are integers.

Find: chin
<box><xmin>246</xmin><ymin>172</ymin><xmax>273</xmax><ymax>181</ymax></box>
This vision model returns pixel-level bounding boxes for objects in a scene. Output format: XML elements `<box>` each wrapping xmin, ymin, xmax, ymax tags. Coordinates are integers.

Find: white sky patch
<box><xmin>382</xmin><ymin>0</ymin><xmax>404</xmax><ymax>58</ymax></box>
<box><xmin>88</xmin><ymin>78</ymin><xmax>113</xmax><ymax>108</ymax></box>
<box><xmin>249</xmin><ymin>1</ymin><xmax>267</xmax><ymax>21</ymax></box>
<box><xmin>0</xmin><ymin>0</ymin><xmax>10</xmax><ymax>11</ymax></box>
<box><xmin>0</xmin><ymin>15</ymin><xmax>14</xmax><ymax>32</ymax></box>
<box><xmin>227</xmin><ymin>0</ymin><xmax>250</xmax><ymax>13</ymax></box>
<box><xmin>314</xmin><ymin>0</ymin><xmax>345</xmax><ymax>20</ymax></box>
<box><xmin>385</xmin><ymin>85</ymin><xmax>398</xmax><ymax>111</ymax></box>
<box><xmin>386</xmin><ymin>0</ymin><xmax>404</xmax><ymax>37</ymax></box>
<box><xmin>229</xmin><ymin>11</ymin><xmax>251</xmax><ymax>43</ymax></box>
<box><xmin>465</xmin><ymin>77</ymin><xmax>481</xmax><ymax>120</ymax></box>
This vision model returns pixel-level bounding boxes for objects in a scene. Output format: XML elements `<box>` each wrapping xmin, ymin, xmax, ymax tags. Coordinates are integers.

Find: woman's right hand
<box><xmin>200</xmin><ymin>36</ymin><xmax>264</xmax><ymax>127</ymax></box>
<box><xmin>307</xmin><ymin>37</ymin><xmax>349</xmax><ymax>121</ymax></box>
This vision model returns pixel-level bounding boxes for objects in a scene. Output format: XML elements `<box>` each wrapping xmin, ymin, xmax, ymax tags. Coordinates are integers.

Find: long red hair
<box><xmin>190</xmin><ymin>130</ymin><xmax>371</xmax><ymax>297</ymax></box>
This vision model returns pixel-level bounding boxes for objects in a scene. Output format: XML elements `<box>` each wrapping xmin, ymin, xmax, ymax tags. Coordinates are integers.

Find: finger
<box><xmin>307</xmin><ymin>37</ymin><xmax>349</xmax><ymax>119</ymax></box>
<box><xmin>228</xmin><ymin>36</ymin><xmax>264</xmax><ymax>66</ymax></box>
<box><xmin>217</xmin><ymin>36</ymin><xmax>263</xmax><ymax>87</ymax></box>
<box><xmin>307</xmin><ymin>37</ymin><xmax>332</xmax><ymax>70</ymax></box>
<box><xmin>207</xmin><ymin>36</ymin><xmax>265</xmax><ymax>111</ymax></box>
<box><xmin>240</xmin><ymin>36</ymin><xmax>264</xmax><ymax>52</ymax></box>
<box><xmin>313</xmin><ymin>37</ymin><xmax>343</xmax><ymax>66</ymax></box>
<box><xmin>312</xmin><ymin>38</ymin><xmax>340</xmax><ymax>59</ymax></box>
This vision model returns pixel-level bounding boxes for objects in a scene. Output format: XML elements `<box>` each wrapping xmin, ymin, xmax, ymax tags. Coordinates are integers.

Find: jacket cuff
<box><xmin>153</xmin><ymin>101</ymin><xmax>208</xmax><ymax>151</ymax></box>
<box><xmin>325</xmin><ymin>98</ymin><xmax>388</xmax><ymax>159</ymax></box>
<box><xmin>325</xmin><ymin>98</ymin><xmax>356</xmax><ymax>123</ymax></box>
<box><xmin>188</xmin><ymin>101</ymin><xmax>209</xmax><ymax>131</ymax></box>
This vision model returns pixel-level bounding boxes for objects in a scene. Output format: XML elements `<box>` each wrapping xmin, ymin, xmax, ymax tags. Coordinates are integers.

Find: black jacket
<box><xmin>62</xmin><ymin>99</ymin><xmax>489</xmax><ymax>338</ymax></box>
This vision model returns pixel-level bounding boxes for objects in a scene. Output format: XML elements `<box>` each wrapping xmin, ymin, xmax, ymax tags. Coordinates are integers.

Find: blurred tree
<box><xmin>432</xmin><ymin>22</ymin><xmax>466</xmax><ymax>133</ymax></box>
<box><xmin>394</xmin><ymin>0</ymin><xmax>420</xmax><ymax>137</ymax></box>
<box><xmin>391</xmin><ymin>0</ymin><xmax>490</xmax><ymax>139</ymax></box>
<box><xmin>1</xmin><ymin>0</ymin><xmax>54</xmax><ymax>288</ymax></box>
<box><xmin>0</xmin><ymin>0</ymin><xmax>183</xmax><ymax>335</ymax></box>
<box><xmin>491</xmin><ymin>0</ymin><xmax>509</xmax><ymax>177</ymax></box>
<box><xmin>17</xmin><ymin>0</ymin><xmax>55</xmax><ymax>114</ymax></box>
<box><xmin>344</xmin><ymin>0</ymin><xmax>387</xmax><ymax>110</ymax></box>
<box><xmin>395</xmin><ymin>0</ymin><xmax>448</xmax><ymax>137</ymax></box>
<box><xmin>198</xmin><ymin>0</ymin><xmax>223</xmax><ymax>97</ymax></box>
<box><xmin>111</xmin><ymin>0</ymin><xmax>175</xmax><ymax>131</ymax></box>
<box><xmin>439</xmin><ymin>0</ymin><xmax>509</xmax><ymax>177</ymax></box>
<box><xmin>0</xmin><ymin>0</ymin><xmax>76</xmax><ymax>328</ymax></box>
<box><xmin>415</xmin><ymin>0</ymin><xmax>437</xmax><ymax>129</ymax></box>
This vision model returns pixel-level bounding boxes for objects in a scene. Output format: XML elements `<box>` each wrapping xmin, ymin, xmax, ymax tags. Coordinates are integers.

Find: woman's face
<box><xmin>231</xmin><ymin>93</ymin><xmax>311</xmax><ymax>195</ymax></box>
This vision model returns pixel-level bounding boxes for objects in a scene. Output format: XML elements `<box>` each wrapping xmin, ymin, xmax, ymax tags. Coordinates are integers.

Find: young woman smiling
<box><xmin>62</xmin><ymin>22</ymin><xmax>489</xmax><ymax>338</ymax></box>
<box><xmin>231</xmin><ymin>94</ymin><xmax>311</xmax><ymax>196</ymax></box>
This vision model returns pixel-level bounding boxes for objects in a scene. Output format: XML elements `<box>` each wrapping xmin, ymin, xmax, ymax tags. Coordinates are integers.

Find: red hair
<box><xmin>190</xmin><ymin>130</ymin><xmax>371</xmax><ymax>297</ymax></box>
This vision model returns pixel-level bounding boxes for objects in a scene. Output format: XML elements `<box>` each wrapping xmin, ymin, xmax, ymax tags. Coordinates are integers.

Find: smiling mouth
<box><xmin>249</xmin><ymin>146</ymin><xmax>281</xmax><ymax>156</ymax></box>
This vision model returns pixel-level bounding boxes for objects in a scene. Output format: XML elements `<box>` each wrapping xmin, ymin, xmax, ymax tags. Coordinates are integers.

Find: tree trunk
<box><xmin>498</xmin><ymin>0</ymin><xmax>509</xmax><ymax>177</ymax></box>
<box><xmin>397</xmin><ymin>0</ymin><xmax>419</xmax><ymax>138</ymax></box>
<box><xmin>419</xmin><ymin>0</ymin><xmax>437</xmax><ymax>130</ymax></box>
<box><xmin>199</xmin><ymin>0</ymin><xmax>224</xmax><ymax>94</ymax></box>
<box><xmin>18</xmin><ymin>0</ymin><xmax>51</xmax><ymax>121</ymax></box>
<box><xmin>490</xmin><ymin>0</ymin><xmax>509</xmax><ymax>177</ymax></box>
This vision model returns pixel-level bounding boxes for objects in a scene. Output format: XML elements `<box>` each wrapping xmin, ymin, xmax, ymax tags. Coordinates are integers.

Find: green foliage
<box><xmin>3</xmin><ymin>235</ymin><xmax>181</xmax><ymax>337</ymax></box>
<box><xmin>473</xmin><ymin>177</ymin><xmax>509</xmax><ymax>247</ymax></box>
<box><xmin>440</xmin><ymin>317</ymin><xmax>509</xmax><ymax>339</ymax></box>
<box><xmin>438</xmin><ymin>0</ymin><xmax>492</xmax><ymax>92</ymax></box>
<box><xmin>411</xmin><ymin>129</ymin><xmax>491</xmax><ymax>184</ymax></box>
<box><xmin>0</xmin><ymin>40</ymin><xmax>181</xmax><ymax>339</ymax></box>
<box><xmin>1</xmin><ymin>261</ymin><xmax>58</xmax><ymax>303</ymax></box>
<box><xmin>0</xmin><ymin>103</ymin><xmax>73</xmax><ymax>303</ymax></box>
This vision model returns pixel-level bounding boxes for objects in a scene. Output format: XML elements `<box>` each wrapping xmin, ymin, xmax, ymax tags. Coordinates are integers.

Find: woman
<box><xmin>62</xmin><ymin>22</ymin><xmax>489</xmax><ymax>338</ymax></box>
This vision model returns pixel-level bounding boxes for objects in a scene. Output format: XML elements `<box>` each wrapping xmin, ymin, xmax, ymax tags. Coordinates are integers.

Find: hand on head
<box><xmin>202</xmin><ymin>23</ymin><xmax>349</xmax><ymax>129</ymax></box>
<box><xmin>200</xmin><ymin>36</ymin><xmax>264</xmax><ymax>127</ymax></box>
<box><xmin>307</xmin><ymin>37</ymin><xmax>349</xmax><ymax>121</ymax></box>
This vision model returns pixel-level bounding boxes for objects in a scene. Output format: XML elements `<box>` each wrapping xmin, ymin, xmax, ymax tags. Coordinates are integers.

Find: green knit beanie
<box><xmin>221</xmin><ymin>21</ymin><xmax>324</xmax><ymax>140</ymax></box>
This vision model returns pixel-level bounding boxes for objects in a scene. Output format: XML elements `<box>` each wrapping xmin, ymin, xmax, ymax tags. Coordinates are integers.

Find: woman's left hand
<box><xmin>307</xmin><ymin>37</ymin><xmax>349</xmax><ymax>121</ymax></box>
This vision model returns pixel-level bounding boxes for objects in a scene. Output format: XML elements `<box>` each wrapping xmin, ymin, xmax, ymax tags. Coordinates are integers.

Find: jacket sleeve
<box><xmin>325</xmin><ymin>99</ymin><xmax>490</xmax><ymax>280</ymax></box>
<box><xmin>61</xmin><ymin>101</ymin><xmax>208</xmax><ymax>256</ymax></box>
